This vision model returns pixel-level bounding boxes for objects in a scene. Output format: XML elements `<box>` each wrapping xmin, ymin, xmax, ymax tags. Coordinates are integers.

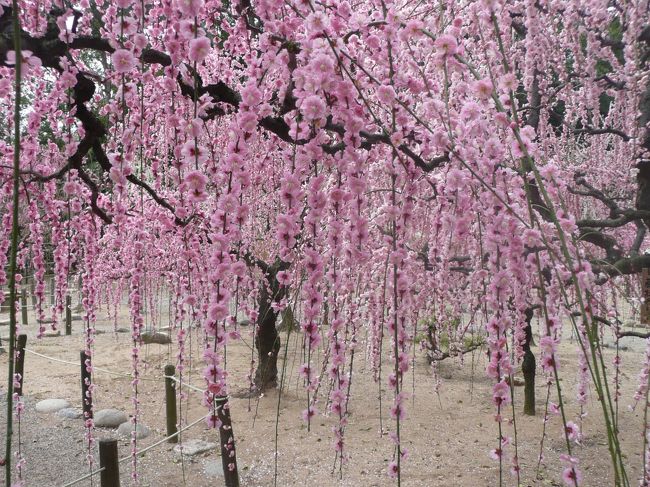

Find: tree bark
<box><xmin>635</xmin><ymin>32</ymin><xmax>650</xmax><ymax>229</ymax></box>
<box><xmin>253</xmin><ymin>259</ymin><xmax>287</xmax><ymax>391</ymax></box>
<box><xmin>522</xmin><ymin>307</ymin><xmax>536</xmax><ymax>416</ymax></box>
<box><xmin>254</xmin><ymin>281</ymin><xmax>281</xmax><ymax>390</ymax></box>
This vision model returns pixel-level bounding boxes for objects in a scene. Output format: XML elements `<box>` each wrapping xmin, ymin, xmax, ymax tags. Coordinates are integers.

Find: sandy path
<box><xmin>0</xmin><ymin>299</ymin><xmax>646</xmax><ymax>486</ymax></box>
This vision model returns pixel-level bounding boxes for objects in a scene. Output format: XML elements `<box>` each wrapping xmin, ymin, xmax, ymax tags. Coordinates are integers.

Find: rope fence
<box><xmin>17</xmin><ymin>348</ymin><xmax>234</xmax><ymax>486</ymax></box>
<box><xmin>60</xmin><ymin>413</ymin><xmax>212</xmax><ymax>487</ymax></box>
<box><xmin>16</xmin><ymin>342</ymin><xmax>241</xmax><ymax>487</ymax></box>
<box><xmin>23</xmin><ymin>348</ymin><xmax>206</xmax><ymax>389</ymax></box>
<box><xmin>164</xmin><ymin>374</ymin><xmax>207</xmax><ymax>394</ymax></box>
<box><xmin>2</xmin><ymin>280</ymin><xmax>244</xmax><ymax>487</ymax></box>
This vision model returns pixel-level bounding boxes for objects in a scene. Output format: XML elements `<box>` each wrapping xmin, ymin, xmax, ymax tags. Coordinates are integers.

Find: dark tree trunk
<box><xmin>253</xmin><ymin>258</ymin><xmax>288</xmax><ymax>391</ymax></box>
<box><xmin>254</xmin><ymin>281</ymin><xmax>281</xmax><ymax>390</ymax></box>
<box><xmin>636</xmin><ymin>39</ymin><xmax>650</xmax><ymax>228</ymax></box>
<box><xmin>522</xmin><ymin>307</ymin><xmax>536</xmax><ymax>416</ymax></box>
<box><xmin>425</xmin><ymin>322</ymin><xmax>437</xmax><ymax>363</ymax></box>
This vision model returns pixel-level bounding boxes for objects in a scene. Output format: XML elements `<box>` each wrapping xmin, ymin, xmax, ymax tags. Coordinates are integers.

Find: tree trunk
<box><xmin>636</xmin><ymin>42</ymin><xmax>650</xmax><ymax>229</ymax></box>
<box><xmin>522</xmin><ymin>307</ymin><xmax>536</xmax><ymax>416</ymax></box>
<box><xmin>253</xmin><ymin>272</ymin><xmax>284</xmax><ymax>391</ymax></box>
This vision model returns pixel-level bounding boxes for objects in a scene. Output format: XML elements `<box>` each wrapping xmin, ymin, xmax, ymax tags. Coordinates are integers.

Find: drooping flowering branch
<box><xmin>3</xmin><ymin>0</ymin><xmax>22</xmax><ymax>483</ymax></box>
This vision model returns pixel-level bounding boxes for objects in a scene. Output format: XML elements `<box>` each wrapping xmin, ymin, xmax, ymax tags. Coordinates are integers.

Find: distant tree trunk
<box><xmin>253</xmin><ymin>258</ymin><xmax>287</xmax><ymax>391</ymax></box>
<box><xmin>254</xmin><ymin>280</ymin><xmax>281</xmax><ymax>390</ymax></box>
<box><xmin>522</xmin><ymin>307</ymin><xmax>536</xmax><ymax>415</ymax></box>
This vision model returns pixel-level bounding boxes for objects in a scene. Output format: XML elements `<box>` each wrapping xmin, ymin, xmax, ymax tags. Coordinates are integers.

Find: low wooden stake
<box><xmin>29</xmin><ymin>278</ymin><xmax>36</xmax><ymax>308</ymax></box>
<box><xmin>49</xmin><ymin>275</ymin><xmax>55</xmax><ymax>306</ymax></box>
<box><xmin>164</xmin><ymin>364</ymin><xmax>178</xmax><ymax>443</ymax></box>
<box><xmin>216</xmin><ymin>396</ymin><xmax>240</xmax><ymax>487</ymax></box>
<box><xmin>99</xmin><ymin>439</ymin><xmax>120</xmax><ymax>487</ymax></box>
<box><xmin>20</xmin><ymin>287</ymin><xmax>27</xmax><ymax>326</ymax></box>
<box><xmin>80</xmin><ymin>350</ymin><xmax>92</xmax><ymax>419</ymax></box>
<box><xmin>14</xmin><ymin>334</ymin><xmax>27</xmax><ymax>396</ymax></box>
<box><xmin>65</xmin><ymin>295</ymin><xmax>72</xmax><ymax>335</ymax></box>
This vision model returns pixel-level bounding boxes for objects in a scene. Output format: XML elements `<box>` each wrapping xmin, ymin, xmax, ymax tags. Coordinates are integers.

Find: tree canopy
<box><xmin>1</xmin><ymin>0</ymin><xmax>649</xmax><ymax>485</ymax></box>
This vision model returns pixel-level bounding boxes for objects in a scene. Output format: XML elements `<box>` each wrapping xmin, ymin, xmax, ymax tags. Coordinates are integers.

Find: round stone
<box><xmin>174</xmin><ymin>439</ymin><xmax>217</xmax><ymax>456</ymax></box>
<box><xmin>117</xmin><ymin>421</ymin><xmax>150</xmax><ymax>439</ymax></box>
<box><xmin>35</xmin><ymin>398</ymin><xmax>71</xmax><ymax>413</ymax></box>
<box><xmin>94</xmin><ymin>409</ymin><xmax>128</xmax><ymax>428</ymax></box>
<box><xmin>204</xmin><ymin>459</ymin><xmax>224</xmax><ymax>477</ymax></box>
<box><xmin>141</xmin><ymin>331</ymin><xmax>171</xmax><ymax>344</ymax></box>
<box><xmin>57</xmin><ymin>408</ymin><xmax>83</xmax><ymax>419</ymax></box>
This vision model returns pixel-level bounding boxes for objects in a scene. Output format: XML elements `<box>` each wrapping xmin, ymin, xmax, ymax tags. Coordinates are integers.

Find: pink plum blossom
<box><xmin>111</xmin><ymin>49</ymin><xmax>137</xmax><ymax>73</ymax></box>
<box><xmin>189</xmin><ymin>36</ymin><xmax>211</xmax><ymax>63</ymax></box>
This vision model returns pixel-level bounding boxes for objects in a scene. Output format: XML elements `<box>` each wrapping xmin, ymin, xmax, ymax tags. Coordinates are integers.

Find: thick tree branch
<box><xmin>574</xmin><ymin>126</ymin><xmax>631</xmax><ymax>141</ymax></box>
<box><xmin>77</xmin><ymin>168</ymin><xmax>112</xmax><ymax>224</ymax></box>
<box><xmin>1</xmin><ymin>9</ymin><xmax>446</xmax><ymax>176</ymax></box>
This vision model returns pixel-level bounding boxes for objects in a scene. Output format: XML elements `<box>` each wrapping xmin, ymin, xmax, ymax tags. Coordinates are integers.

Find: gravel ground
<box><xmin>0</xmin><ymin>299</ymin><xmax>647</xmax><ymax>486</ymax></box>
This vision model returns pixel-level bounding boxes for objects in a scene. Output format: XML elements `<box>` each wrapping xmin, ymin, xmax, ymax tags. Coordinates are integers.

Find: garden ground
<box><xmin>0</xmin><ymin>298</ymin><xmax>646</xmax><ymax>486</ymax></box>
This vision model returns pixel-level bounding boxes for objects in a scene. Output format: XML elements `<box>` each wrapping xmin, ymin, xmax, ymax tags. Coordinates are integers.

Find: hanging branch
<box><xmin>4</xmin><ymin>0</ymin><xmax>22</xmax><ymax>483</ymax></box>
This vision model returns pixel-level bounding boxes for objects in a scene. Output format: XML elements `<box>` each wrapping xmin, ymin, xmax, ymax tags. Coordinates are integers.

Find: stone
<box><xmin>35</xmin><ymin>399</ymin><xmax>71</xmax><ymax>413</ymax></box>
<box><xmin>141</xmin><ymin>331</ymin><xmax>171</xmax><ymax>344</ymax></box>
<box><xmin>505</xmin><ymin>376</ymin><xmax>525</xmax><ymax>387</ymax></box>
<box><xmin>277</xmin><ymin>308</ymin><xmax>296</xmax><ymax>332</ymax></box>
<box><xmin>117</xmin><ymin>421</ymin><xmax>151</xmax><ymax>439</ymax></box>
<box><xmin>174</xmin><ymin>439</ymin><xmax>217</xmax><ymax>456</ymax></box>
<box><xmin>204</xmin><ymin>459</ymin><xmax>224</xmax><ymax>477</ymax></box>
<box><xmin>0</xmin><ymin>319</ymin><xmax>9</xmax><ymax>326</ymax></box>
<box><xmin>57</xmin><ymin>408</ymin><xmax>83</xmax><ymax>419</ymax></box>
<box><xmin>37</xmin><ymin>318</ymin><xmax>55</xmax><ymax>324</ymax></box>
<box><xmin>43</xmin><ymin>329</ymin><xmax>61</xmax><ymax>337</ymax></box>
<box><xmin>94</xmin><ymin>409</ymin><xmax>128</xmax><ymax>428</ymax></box>
<box><xmin>238</xmin><ymin>319</ymin><xmax>251</xmax><ymax>327</ymax></box>
<box><xmin>0</xmin><ymin>292</ymin><xmax>10</xmax><ymax>312</ymax></box>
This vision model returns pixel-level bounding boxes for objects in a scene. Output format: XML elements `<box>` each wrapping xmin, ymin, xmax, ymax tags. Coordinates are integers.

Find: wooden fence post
<box><xmin>99</xmin><ymin>439</ymin><xmax>120</xmax><ymax>487</ymax></box>
<box><xmin>29</xmin><ymin>277</ymin><xmax>36</xmax><ymax>308</ymax></box>
<box><xmin>80</xmin><ymin>350</ymin><xmax>93</xmax><ymax>419</ymax></box>
<box><xmin>14</xmin><ymin>334</ymin><xmax>27</xmax><ymax>396</ymax></box>
<box><xmin>216</xmin><ymin>396</ymin><xmax>240</xmax><ymax>487</ymax></box>
<box><xmin>20</xmin><ymin>287</ymin><xmax>28</xmax><ymax>326</ymax></box>
<box><xmin>49</xmin><ymin>275</ymin><xmax>55</xmax><ymax>306</ymax></box>
<box><xmin>164</xmin><ymin>364</ymin><xmax>178</xmax><ymax>443</ymax></box>
<box><xmin>65</xmin><ymin>295</ymin><xmax>72</xmax><ymax>335</ymax></box>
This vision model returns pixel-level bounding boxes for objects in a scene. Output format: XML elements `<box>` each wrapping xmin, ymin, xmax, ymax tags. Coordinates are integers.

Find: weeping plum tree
<box><xmin>1</xmin><ymin>0</ymin><xmax>650</xmax><ymax>486</ymax></box>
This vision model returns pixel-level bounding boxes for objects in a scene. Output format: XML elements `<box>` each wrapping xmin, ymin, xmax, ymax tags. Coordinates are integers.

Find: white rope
<box><xmin>117</xmin><ymin>412</ymin><xmax>211</xmax><ymax>462</ymax></box>
<box><xmin>60</xmin><ymin>413</ymin><xmax>212</xmax><ymax>487</ymax></box>
<box><xmin>23</xmin><ymin>349</ymin><xmax>77</xmax><ymax>366</ymax></box>
<box><xmin>59</xmin><ymin>466</ymin><xmax>106</xmax><ymax>487</ymax></box>
<box><xmin>22</xmin><ymin>350</ymin><xmax>235</xmax><ymax>393</ymax></box>
<box><xmin>164</xmin><ymin>375</ymin><xmax>207</xmax><ymax>394</ymax></box>
<box><xmin>23</xmin><ymin>349</ymin><xmax>160</xmax><ymax>381</ymax></box>
<box><xmin>163</xmin><ymin>376</ymin><xmax>231</xmax><ymax>401</ymax></box>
